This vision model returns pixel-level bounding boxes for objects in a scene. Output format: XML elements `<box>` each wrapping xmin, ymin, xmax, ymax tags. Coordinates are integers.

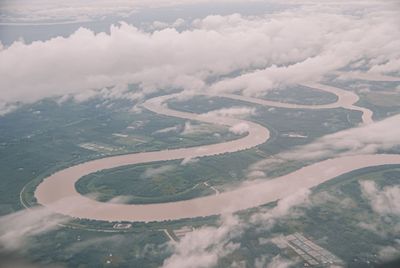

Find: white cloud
<box><xmin>149</xmin><ymin>19</ymin><xmax>186</xmax><ymax>31</ymax></box>
<box><xmin>255</xmin><ymin>254</ymin><xmax>294</xmax><ymax>268</ymax></box>
<box><xmin>360</xmin><ymin>180</ymin><xmax>400</xmax><ymax>216</ymax></box>
<box><xmin>266</xmin><ymin>256</ymin><xmax>294</xmax><ymax>268</ymax></box>
<box><xmin>1</xmin><ymin>0</ymin><xmax>398</xmax><ymax>25</ymax></box>
<box><xmin>0</xmin><ymin>207</ymin><xmax>68</xmax><ymax>252</ymax></box>
<box><xmin>141</xmin><ymin>165</ymin><xmax>176</xmax><ymax>179</ymax></box>
<box><xmin>202</xmin><ymin>107</ymin><xmax>255</xmax><ymax>118</ymax></box>
<box><xmin>0</xmin><ymin>0</ymin><xmax>244</xmax><ymax>24</ymax></box>
<box><xmin>210</xmin><ymin>55</ymin><xmax>345</xmax><ymax>96</ymax></box>
<box><xmin>282</xmin><ymin>114</ymin><xmax>400</xmax><ymax>160</ymax></box>
<box><xmin>229</xmin><ymin>122</ymin><xmax>250</xmax><ymax>135</ymax></box>
<box><xmin>172</xmin><ymin>18</ymin><xmax>186</xmax><ymax>28</ymax></box>
<box><xmin>151</xmin><ymin>21</ymin><xmax>170</xmax><ymax>30</ymax></box>
<box><xmin>181</xmin><ymin>122</ymin><xmax>198</xmax><ymax>135</ymax></box>
<box><xmin>251</xmin><ymin>188</ymin><xmax>311</xmax><ymax>227</ymax></box>
<box><xmin>180</xmin><ymin>157</ymin><xmax>199</xmax><ymax>165</ymax></box>
<box><xmin>162</xmin><ymin>214</ymin><xmax>243</xmax><ymax>268</ymax></box>
<box><xmin>163</xmin><ymin>189</ymin><xmax>310</xmax><ymax>267</ymax></box>
<box><xmin>107</xmin><ymin>195</ymin><xmax>133</xmax><ymax>204</ymax></box>
<box><xmin>181</xmin><ymin>121</ymin><xmax>217</xmax><ymax>135</ymax></box>
<box><xmin>378</xmin><ymin>242</ymin><xmax>400</xmax><ymax>262</ymax></box>
<box><xmin>247</xmin><ymin>170</ymin><xmax>267</xmax><ymax>179</ymax></box>
<box><xmin>0</xmin><ymin>5</ymin><xmax>399</xmax><ymax>114</ymax></box>
<box><xmin>153</xmin><ymin>125</ymin><xmax>181</xmax><ymax>134</ymax></box>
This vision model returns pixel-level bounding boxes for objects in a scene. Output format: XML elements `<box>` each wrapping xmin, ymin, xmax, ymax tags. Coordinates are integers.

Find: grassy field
<box><xmin>261</xmin><ymin>84</ymin><xmax>338</xmax><ymax>105</ymax></box>
<box><xmin>1</xmin><ymin>95</ymin><xmax>245</xmax><ymax>213</ymax></box>
<box><xmin>76</xmin><ymin>150</ymin><xmax>262</xmax><ymax>204</ymax></box>
<box><xmin>327</xmin><ymin>79</ymin><xmax>400</xmax><ymax>120</ymax></box>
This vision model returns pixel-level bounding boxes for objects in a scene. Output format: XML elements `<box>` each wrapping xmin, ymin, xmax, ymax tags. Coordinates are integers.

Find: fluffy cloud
<box><xmin>229</xmin><ymin>122</ymin><xmax>250</xmax><ymax>135</ymax></box>
<box><xmin>255</xmin><ymin>255</ymin><xmax>294</xmax><ymax>268</ymax></box>
<box><xmin>360</xmin><ymin>181</ymin><xmax>400</xmax><ymax>216</ymax></box>
<box><xmin>163</xmin><ymin>189</ymin><xmax>310</xmax><ymax>267</ymax></box>
<box><xmin>107</xmin><ymin>195</ymin><xmax>133</xmax><ymax>204</ymax></box>
<box><xmin>162</xmin><ymin>215</ymin><xmax>243</xmax><ymax>268</ymax></box>
<box><xmin>378</xmin><ymin>243</ymin><xmax>400</xmax><ymax>262</ymax></box>
<box><xmin>180</xmin><ymin>156</ymin><xmax>199</xmax><ymax>165</ymax></box>
<box><xmin>202</xmin><ymin>107</ymin><xmax>255</xmax><ymax>118</ymax></box>
<box><xmin>250</xmin><ymin>188</ymin><xmax>310</xmax><ymax>227</ymax></box>
<box><xmin>141</xmin><ymin>165</ymin><xmax>175</xmax><ymax>179</ymax></box>
<box><xmin>1</xmin><ymin>0</ymin><xmax>397</xmax><ymax>25</ymax></box>
<box><xmin>0</xmin><ymin>207</ymin><xmax>68</xmax><ymax>252</ymax></box>
<box><xmin>282</xmin><ymin>114</ymin><xmax>400</xmax><ymax>160</ymax></box>
<box><xmin>151</xmin><ymin>19</ymin><xmax>186</xmax><ymax>31</ymax></box>
<box><xmin>153</xmin><ymin>125</ymin><xmax>181</xmax><ymax>134</ymax></box>
<box><xmin>181</xmin><ymin>122</ymin><xmax>213</xmax><ymax>135</ymax></box>
<box><xmin>0</xmin><ymin>0</ymin><xmax>242</xmax><ymax>24</ymax></box>
<box><xmin>1</xmin><ymin>3</ymin><xmax>399</xmax><ymax>114</ymax></box>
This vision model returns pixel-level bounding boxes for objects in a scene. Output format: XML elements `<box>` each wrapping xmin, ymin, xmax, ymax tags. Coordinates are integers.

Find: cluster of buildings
<box><xmin>275</xmin><ymin>232</ymin><xmax>344</xmax><ymax>267</ymax></box>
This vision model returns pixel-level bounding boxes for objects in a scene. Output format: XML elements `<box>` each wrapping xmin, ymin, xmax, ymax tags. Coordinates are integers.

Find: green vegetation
<box><xmin>274</xmin><ymin>165</ymin><xmax>400</xmax><ymax>266</ymax></box>
<box><xmin>76</xmin><ymin>160</ymin><xmax>215</xmax><ymax>203</ymax></box>
<box><xmin>170</xmin><ymin>93</ymin><xmax>361</xmax><ymax>151</ymax></box>
<box><xmin>78</xmin><ymin>91</ymin><xmax>360</xmax><ymax>205</ymax></box>
<box><xmin>328</xmin><ymin>79</ymin><xmax>400</xmax><ymax>120</ymax></box>
<box><xmin>195</xmin><ymin>165</ymin><xmax>400</xmax><ymax>268</ymax></box>
<box><xmin>23</xmin><ymin>227</ymin><xmax>170</xmax><ymax>268</ymax></box>
<box><xmin>76</xmin><ymin>150</ymin><xmax>262</xmax><ymax>204</ymax></box>
<box><xmin>1</xmin><ymin>96</ymin><xmax>244</xmax><ymax>211</ymax></box>
<box><xmin>262</xmin><ymin>84</ymin><xmax>338</xmax><ymax>105</ymax></box>
<box><xmin>1</xmin><ymin>82</ymin><xmax>399</xmax><ymax>267</ymax></box>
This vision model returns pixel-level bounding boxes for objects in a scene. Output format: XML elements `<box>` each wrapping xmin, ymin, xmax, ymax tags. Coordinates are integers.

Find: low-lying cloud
<box><xmin>229</xmin><ymin>122</ymin><xmax>250</xmax><ymax>135</ymax></box>
<box><xmin>163</xmin><ymin>188</ymin><xmax>310</xmax><ymax>267</ymax></box>
<box><xmin>162</xmin><ymin>215</ymin><xmax>242</xmax><ymax>268</ymax></box>
<box><xmin>141</xmin><ymin>165</ymin><xmax>176</xmax><ymax>179</ymax></box>
<box><xmin>0</xmin><ymin>207</ymin><xmax>68</xmax><ymax>253</ymax></box>
<box><xmin>360</xmin><ymin>180</ymin><xmax>400</xmax><ymax>216</ymax></box>
<box><xmin>202</xmin><ymin>107</ymin><xmax>255</xmax><ymax>118</ymax></box>
<box><xmin>0</xmin><ymin>0</ymin><xmax>247</xmax><ymax>24</ymax></box>
<box><xmin>153</xmin><ymin>125</ymin><xmax>181</xmax><ymax>135</ymax></box>
<box><xmin>256</xmin><ymin>254</ymin><xmax>295</xmax><ymax>268</ymax></box>
<box><xmin>250</xmin><ymin>188</ymin><xmax>311</xmax><ymax>227</ymax></box>
<box><xmin>1</xmin><ymin>3</ymin><xmax>399</xmax><ymax>114</ymax></box>
<box><xmin>282</xmin><ymin>114</ymin><xmax>400</xmax><ymax>160</ymax></box>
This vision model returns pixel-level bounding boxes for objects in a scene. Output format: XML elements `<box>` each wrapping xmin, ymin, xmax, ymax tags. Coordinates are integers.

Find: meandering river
<box><xmin>34</xmin><ymin>82</ymin><xmax>399</xmax><ymax>222</ymax></box>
